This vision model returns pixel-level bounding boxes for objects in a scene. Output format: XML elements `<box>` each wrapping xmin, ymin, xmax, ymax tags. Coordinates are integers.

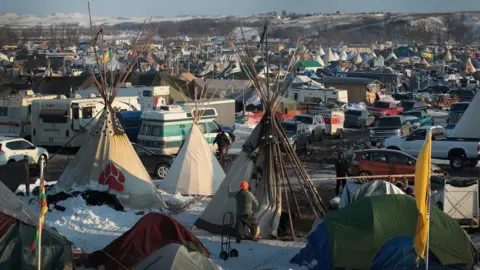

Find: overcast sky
<box><xmin>4</xmin><ymin>0</ymin><xmax>480</xmax><ymax>17</ymax></box>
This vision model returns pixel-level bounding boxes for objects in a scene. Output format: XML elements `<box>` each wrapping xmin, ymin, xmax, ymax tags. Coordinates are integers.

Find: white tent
<box><xmin>323</xmin><ymin>48</ymin><xmax>334</xmax><ymax>64</ymax></box>
<box><xmin>353</xmin><ymin>52</ymin><xmax>363</xmax><ymax>65</ymax></box>
<box><xmin>385</xmin><ymin>52</ymin><xmax>398</xmax><ymax>61</ymax></box>
<box><xmin>158</xmin><ymin>124</ymin><xmax>225</xmax><ymax>195</ymax></box>
<box><xmin>369</xmin><ymin>51</ymin><xmax>377</xmax><ymax>58</ymax></box>
<box><xmin>449</xmin><ymin>92</ymin><xmax>480</xmax><ymax>139</ymax></box>
<box><xmin>332</xmin><ymin>52</ymin><xmax>340</xmax><ymax>61</ymax></box>
<box><xmin>318</xmin><ymin>46</ymin><xmax>326</xmax><ymax>56</ymax></box>
<box><xmin>135</xmin><ymin>243</ymin><xmax>216</xmax><ymax>270</ymax></box>
<box><xmin>55</xmin><ymin>27</ymin><xmax>167</xmax><ymax>210</ymax></box>
<box><xmin>339</xmin><ymin>180</ymin><xmax>404</xmax><ymax>208</ymax></box>
<box><xmin>339</xmin><ymin>51</ymin><xmax>348</xmax><ymax>61</ymax></box>
<box><xmin>314</xmin><ymin>54</ymin><xmax>325</xmax><ymax>67</ymax></box>
<box><xmin>466</xmin><ymin>58</ymin><xmax>477</xmax><ymax>73</ymax></box>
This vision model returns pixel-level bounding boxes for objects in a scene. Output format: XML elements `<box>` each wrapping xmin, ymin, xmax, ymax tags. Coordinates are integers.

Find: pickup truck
<box><xmin>370</xmin><ymin>116</ymin><xmax>412</xmax><ymax>146</ymax></box>
<box><xmin>367</xmin><ymin>101</ymin><xmax>404</xmax><ymax>118</ymax></box>
<box><xmin>292</xmin><ymin>114</ymin><xmax>326</xmax><ymax>141</ymax></box>
<box><xmin>383</xmin><ymin>126</ymin><xmax>480</xmax><ymax>171</ymax></box>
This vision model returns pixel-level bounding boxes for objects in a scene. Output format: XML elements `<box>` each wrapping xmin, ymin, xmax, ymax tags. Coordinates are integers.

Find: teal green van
<box><xmin>137</xmin><ymin>106</ymin><xmax>221</xmax><ymax>155</ymax></box>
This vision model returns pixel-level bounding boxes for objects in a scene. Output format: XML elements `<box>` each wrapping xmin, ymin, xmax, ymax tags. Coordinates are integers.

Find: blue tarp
<box><xmin>291</xmin><ymin>225</ymin><xmax>461</xmax><ymax>270</ymax></box>
<box><xmin>117</xmin><ymin>111</ymin><xmax>142</xmax><ymax>143</ymax></box>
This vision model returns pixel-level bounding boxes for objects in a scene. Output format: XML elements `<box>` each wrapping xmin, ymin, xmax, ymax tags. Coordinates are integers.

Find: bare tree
<box><xmin>0</xmin><ymin>26</ymin><xmax>18</xmax><ymax>45</ymax></box>
<box><xmin>48</xmin><ymin>25</ymin><xmax>59</xmax><ymax>45</ymax></box>
<box><xmin>33</xmin><ymin>24</ymin><xmax>44</xmax><ymax>39</ymax></box>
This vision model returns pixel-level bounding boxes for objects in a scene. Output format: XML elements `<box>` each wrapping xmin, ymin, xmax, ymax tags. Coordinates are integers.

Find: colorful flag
<box><xmin>413</xmin><ymin>130</ymin><xmax>432</xmax><ymax>263</ymax></box>
<box><xmin>31</xmin><ymin>176</ymin><xmax>48</xmax><ymax>250</ymax></box>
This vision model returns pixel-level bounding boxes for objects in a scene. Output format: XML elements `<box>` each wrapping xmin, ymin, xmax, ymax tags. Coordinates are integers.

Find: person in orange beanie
<box><xmin>228</xmin><ymin>181</ymin><xmax>259</xmax><ymax>243</ymax></box>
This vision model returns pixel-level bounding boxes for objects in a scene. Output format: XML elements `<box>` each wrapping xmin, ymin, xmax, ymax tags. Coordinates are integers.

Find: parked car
<box><xmin>400</xmin><ymin>100</ymin><xmax>428</xmax><ymax>112</ymax></box>
<box><xmin>448</xmin><ymin>90</ymin><xmax>476</xmax><ymax>102</ymax></box>
<box><xmin>0</xmin><ymin>137</ymin><xmax>49</xmax><ymax>167</ymax></box>
<box><xmin>416</xmin><ymin>85</ymin><xmax>451</xmax><ymax>94</ymax></box>
<box><xmin>367</xmin><ymin>101</ymin><xmax>404</xmax><ymax>118</ymax></box>
<box><xmin>447</xmin><ymin>102</ymin><xmax>470</xmax><ymax>124</ymax></box>
<box><xmin>132</xmin><ymin>143</ymin><xmax>175</xmax><ymax>179</ymax></box>
<box><xmin>383</xmin><ymin>126</ymin><xmax>480</xmax><ymax>171</ymax></box>
<box><xmin>403</xmin><ymin>110</ymin><xmax>434</xmax><ymax>126</ymax></box>
<box><xmin>344</xmin><ymin>109</ymin><xmax>375</xmax><ymax>128</ymax></box>
<box><xmin>281</xmin><ymin>121</ymin><xmax>310</xmax><ymax>151</ymax></box>
<box><xmin>370</xmin><ymin>116</ymin><xmax>412</xmax><ymax>146</ymax></box>
<box><xmin>292</xmin><ymin>114</ymin><xmax>325</xmax><ymax>141</ymax></box>
<box><xmin>349</xmin><ymin>149</ymin><xmax>442</xmax><ymax>183</ymax></box>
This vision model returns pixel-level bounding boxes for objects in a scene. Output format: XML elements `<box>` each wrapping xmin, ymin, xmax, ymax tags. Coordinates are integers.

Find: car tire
<box><xmin>450</xmin><ymin>155</ymin><xmax>465</xmax><ymax>171</ymax></box>
<box><xmin>358</xmin><ymin>171</ymin><xmax>372</xmax><ymax>183</ymax></box>
<box><xmin>155</xmin><ymin>163</ymin><xmax>171</xmax><ymax>179</ymax></box>
<box><xmin>467</xmin><ymin>159</ymin><xmax>478</xmax><ymax>168</ymax></box>
<box><xmin>7</xmin><ymin>160</ymin><xmax>15</xmax><ymax>164</ymax></box>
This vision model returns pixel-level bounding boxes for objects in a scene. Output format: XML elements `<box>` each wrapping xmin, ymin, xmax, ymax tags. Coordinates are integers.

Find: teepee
<box><xmin>449</xmin><ymin>92</ymin><xmax>480</xmax><ymax>139</ymax></box>
<box><xmin>55</xmin><ymin>6</ymin><xmax>166</xmax><ymax>210</ymax></box>
<box><xmin>339</xmin><ymin>51</ymin><xmax>348</xmax><ymax>61</ymax></box>
<box><xmin>318</xmin><ymin>46</ymin><xmax>326</xmax><ymax>56</ymax></box>
<box><xmin>158</xmin><ymin>87</ymin><xmax>225</xmax><ymax>196</ymax></box>
<box><xmin>323</xmin><ymin>48</ymin><xmax>334</xmax><ymax>64</ymax></box>
<box><xmin>314</xmin><ymin>54</ymin><xmax>325</xmax><ymax>67</ymax></box>
<box><xmin>353</xmin><ymin>51</ymin><xmax>363</xmax><ymax>65</ymax></box>
<box><xmin>196</xmin><ymin>25</ymin><xmax>326</xmax><ymax>239</ymax></box>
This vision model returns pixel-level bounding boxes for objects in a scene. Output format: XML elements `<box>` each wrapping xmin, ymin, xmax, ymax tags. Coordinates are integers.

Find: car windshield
<box><xmin>375</xmin><ymin>117</ymin><xmax>401</xmax><ymax>127</ymax></box>
<box><xmin>293</xmin><ymin>116</ymin><xmax>313</xmax><ymax>125</ymax></box>
<box><xmin>404</xmin><ymin>111</ymin><xmax>422</xmax><ymax>118</ymax></box>
<box><xmin>402</xmin><ymin>102</ymin><xmax>414</xmax><ymax>110</ymax></box>
<box><xmin>450</xmin><ymin>103</ymin><xmax>469</xmax><ymax>112</ymax></box>
<box><xmin>346</xmin><ymin>110</ymin><xmax>362</xmax><ymax>116</ymax></box>
<box><xmin>373</xmin><ymin>102</ymin><xmax>390</xmax><ymax>109</ymax></box>
<box><xmin>282</xmin><ymin>123</ymin><xmax>296</xmax><ymax>133</ymax></box>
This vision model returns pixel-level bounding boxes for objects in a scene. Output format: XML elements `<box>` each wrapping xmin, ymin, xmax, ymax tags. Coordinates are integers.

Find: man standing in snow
<box><xmin>335</xmin><ymin>152</ymin><xmax>349</xmax><ymax>196</ymax></box>
<box><xmin>228</xmin><ymin>181</ymin><xmax>259</xmax><ymax>243</ymax></box>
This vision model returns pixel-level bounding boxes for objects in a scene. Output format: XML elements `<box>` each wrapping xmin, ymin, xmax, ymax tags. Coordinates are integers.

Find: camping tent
<box><xmin>135</xmin><ymin>243</ymin><xmax>216</xmax><ymax>270</ymax></box>
<box><xmin>318</xmin><ymin>46</ymin><xmax>325</xmax><ymax>56</ymax></box>
<box><xmin>323</xmin><ymin>48</ymin><xmax>334</xmax><ymax>64</ymax></box>
<box><xmin>0</xmin><ymin>181</ymin><xmax>73</xmax><ymax>269</ymax></box>
<box><xmin>196</xmin><ymin>37</ymin><xmax>326</xmax><ymax>239</ymax></box>
<box><xmin>449</xmin><ymin>91</ymin><xmax>480</xmax><ymax>139</ymax></box>
<box><xmin>158</xmin><ymin>106</ymin><xmax>225</xmax><ymax>195</ymax></box>
<box><xmin>353</xmin><ymin>52</ymin><xmax>363</xmax><ymax>65</ymax></box>
<box><xmin>88</xmin><ymin>213</ymin><xmax>210</xmax><ymax>270</ymax></box>
<box><xmin>292</xmin><ymin>195</ymin><xmax>479</xmax><ymax>270</ymax></box>
<box><xmin>339</xmin><ymin>180</ymin><xmax>404</xmax><ymax>208</ymax></box>
<box><xmin>55</xmin><ymin>28</ymin><xmax>167</xmax><ymax>210</ymax></box>
<box><xmin>338</xmin><ymin>51</ymin><xmax>348</xmax><ymax>61</ymax></box>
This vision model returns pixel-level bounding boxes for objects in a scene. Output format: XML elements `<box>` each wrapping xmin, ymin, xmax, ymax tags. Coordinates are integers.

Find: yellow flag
<box><xmin>413</xmin><ymin>130</ymin><xmax>432</xmax><ymax>262</ymax></box>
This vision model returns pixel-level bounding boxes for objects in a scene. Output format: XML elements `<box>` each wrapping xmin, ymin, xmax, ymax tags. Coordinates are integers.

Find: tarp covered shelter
<box><xmin>0</xmin><ymin>181</ymin><xmax>73</xmax><ymax>269</ymax></box>
<box><xmin>339</xmin><ymin>180</ymin><xmax>404</xmax><ymax>208</ymax></box>
<box><xmin>291</xmin><ymin>195</ymin><xmax>479</xmax><ymax>270</ymax></box>
<box><xmin>88</xmin><ymin>213</ymin><xmax>210</xmax><ymax>270</ymax></box>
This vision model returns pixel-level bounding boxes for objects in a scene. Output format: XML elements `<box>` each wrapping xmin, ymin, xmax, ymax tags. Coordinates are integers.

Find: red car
<box><xmin>349</xmin><ymin>149</ymin><xmax>442</xmax><ymax>183</ymax></box>
<box><xmin>367</xmin><ymin>101</ymin><xmax>404</xmax><ymax>118</ymax></box>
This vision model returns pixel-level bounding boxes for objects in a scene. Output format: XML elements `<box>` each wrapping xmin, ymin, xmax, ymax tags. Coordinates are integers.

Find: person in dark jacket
<box><xmin>335</xmin><ymin>153</ymin><xmax>349</xmax><ymax>196</ymax></box>
<box><xmin>228</xmin><ymin>181</ymin><xmax>259</xmax><ymax>243</ymax></box>
<box><xmin>213</xmin><ymin>130</ymin><xmax>230</xmax><ymax>166</ymax></box>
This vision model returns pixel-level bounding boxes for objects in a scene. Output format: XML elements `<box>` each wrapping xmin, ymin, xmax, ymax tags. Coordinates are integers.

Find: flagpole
<box><xmin>37</xmin><ymin>155</ymin><xmax>45</xmax><ymax>270</ymax></box>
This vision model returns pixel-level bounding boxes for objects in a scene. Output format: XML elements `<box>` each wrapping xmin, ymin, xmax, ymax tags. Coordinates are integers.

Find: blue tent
<box><xmin>117</xmin><ymin>111</ymin><xmax>142</xmax><ymax>143</ymax></box>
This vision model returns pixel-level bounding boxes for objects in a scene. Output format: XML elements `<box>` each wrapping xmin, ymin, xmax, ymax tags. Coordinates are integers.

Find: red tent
<box><xmin>88</xmin><ymin>213</ymin><xmax>210</xmax><ymax>270</ymax></box>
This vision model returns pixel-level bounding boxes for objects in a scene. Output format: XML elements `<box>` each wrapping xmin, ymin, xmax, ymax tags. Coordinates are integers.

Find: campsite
<box><xmin>2</xmin><ymin>2</ymin><xmax>480</xmax><ymax>270</ymax></box>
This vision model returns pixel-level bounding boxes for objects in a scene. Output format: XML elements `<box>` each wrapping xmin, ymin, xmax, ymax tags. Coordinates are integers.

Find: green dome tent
<box><xmin>292</xmin><ymin>195</ymin><xmax>479</xmax><ymax>269</ymax></box>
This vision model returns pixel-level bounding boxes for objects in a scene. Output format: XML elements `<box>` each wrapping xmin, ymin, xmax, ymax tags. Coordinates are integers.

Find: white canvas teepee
<box><xmin>449</xmin><ymin>92</ymin><xmax>480</xmax><ymax>139</ymax></box>
<box><xmin>56</xmin><ymin>15</ymin><xmax>166</xmax><ymax>210</ymax></box>
<box><xmin>339</xmin><ymin>51</ymin><xmax>348</xmax><ymax>61</ymax></box>
<box><xmin>318</xmin><ymin>46</ymin><xmax>326</xmax><ymax>56</ymax></box>
<box><xmin>353</xmin><ymin>52</ymin><xmax>363</xmax><ymax>65</ymax></box>
<box><xmin>158</xmin><ymin>124</ymin><xmax>225</xmax><ymax>195</ymax></box>
<box><xmin>323</xmin><ymin>48</ymin><xmax>334</xmax><ymax>63</ymax></box>
<box><xmin>314</xmin><ymin>54</ymin><xmax>325</xmax><ymax>67</ymax></box>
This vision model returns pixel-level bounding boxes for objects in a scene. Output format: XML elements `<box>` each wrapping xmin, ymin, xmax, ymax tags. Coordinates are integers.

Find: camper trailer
<box><xmin>288</xmin><ymin>85</ymin><xmax>348</xmax><ymax>110</ymax></box>
<box><xmin>31</xmin><ymin>96</ymin><xmax>140</xmax><ymax>148</ymax></box>
<box><xmin>0</xmin><ymin>90</ymin><xmax>57</xmax><ymax>139</ymax></box>
<box><xmin>75</xmin><ymin>84</ymin><xmax>169</xmax><ymax>110</ymax></box>
<box><xmin>137</xmin><ymin>105</ymin><xmax>221</xmax><ymax>155</ymax></box>
<box><xmin>174</xmin><ymin>98</ymin><xmax>236</xmax><ymax>128</ymax></box>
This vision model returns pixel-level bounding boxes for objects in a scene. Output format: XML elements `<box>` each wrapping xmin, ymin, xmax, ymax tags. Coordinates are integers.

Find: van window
<box><xmin>198</xmin><ymin>123</ymin><xmax>206</xmax><ymax>134</ymax></box>
<box><xmin>82</xmin><ymin>107</ymin><xmax>94</xmax><ymax>119</ymax></box>
<box><xmin>140</xmin><ymin>125</ymin><xmax>151</xmax><ymax>135</ymax></box>
<box><xmin>207</xmin><ymin>122</ymin><xmax>219</xmax><ymax>133</ymax></box>
<box><xmin>143</xmin><ymin>90</ymin><xmax>152</xmax><ymax>97</ymax></box>
<box><xmin>150</xmin><ymin>126</ymin><xmax>162</xmax><ymax>136</ymax></box>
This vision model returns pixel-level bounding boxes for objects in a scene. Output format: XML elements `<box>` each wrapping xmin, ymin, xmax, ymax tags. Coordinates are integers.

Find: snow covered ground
<box><xmin>22</xmin><ymin>191</ymin><xmax>307</xmax><ymax>270</ymax></box>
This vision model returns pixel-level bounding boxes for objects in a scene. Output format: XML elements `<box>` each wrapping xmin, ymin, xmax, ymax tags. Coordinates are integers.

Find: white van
<box><xmin>137</xmin><ymin>105</ymin><xmax>221</xmax><ymax>155</ymax></box>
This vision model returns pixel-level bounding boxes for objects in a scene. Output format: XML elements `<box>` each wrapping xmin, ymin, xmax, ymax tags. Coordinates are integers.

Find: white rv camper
<box><xmin>31</xmin><ymin>95</ymin><xmax>140</xmax><ymax>148</ymax></box>
<box><xmin>288</xmin><ymin>85</ymin><xmax>348</xmax><ymax>104</ymax></box>
<box><xmin>75</xmin><ymin>83</ymin><xmax>169</xmax><ymax>110</ymax></box>
<box><xmin>0</xmin><ymin>90</ymin><xmax>57</xmax><ymax>138</ymax></box>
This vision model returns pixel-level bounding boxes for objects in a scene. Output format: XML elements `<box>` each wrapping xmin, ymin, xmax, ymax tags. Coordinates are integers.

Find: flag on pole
<box><xmin>31</xmin><ymin>175</ymin><xmax>48</xmax><ymax>250</ymax></box>
<box><xmin>413</xmin><ymin>130</ymin><xmax>432</xmax><ymax>263</ymax></box>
